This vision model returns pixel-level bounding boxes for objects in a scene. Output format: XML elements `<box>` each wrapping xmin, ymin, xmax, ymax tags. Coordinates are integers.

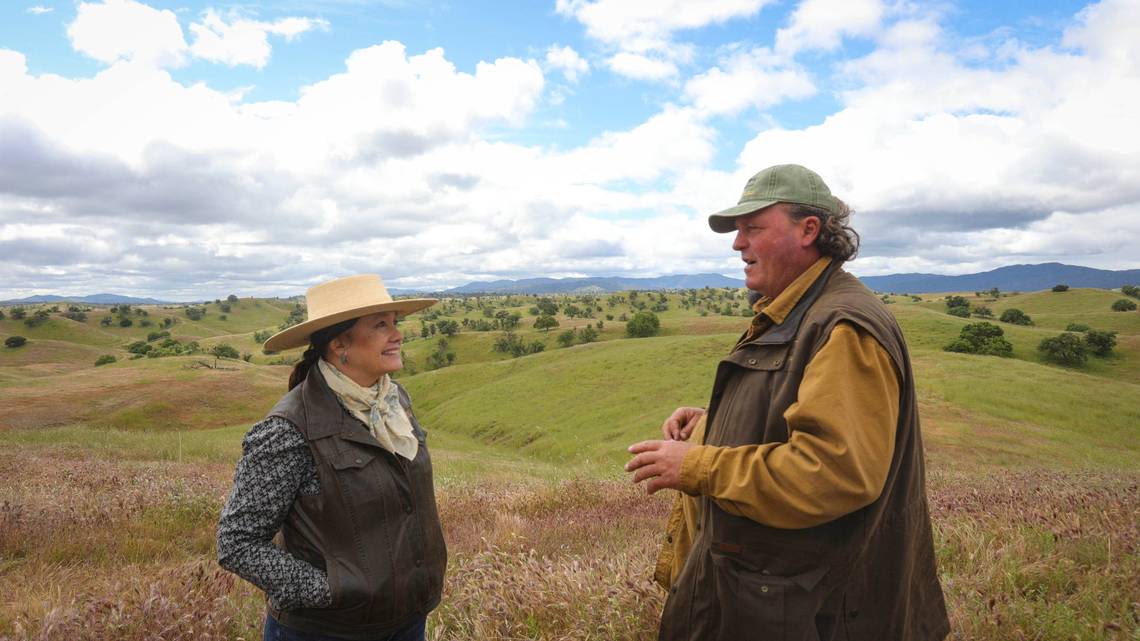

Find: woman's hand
<box><xmin>661</xmin><ymin>406</ymin><xmax>705</xmax><ymax>441</ymax></box>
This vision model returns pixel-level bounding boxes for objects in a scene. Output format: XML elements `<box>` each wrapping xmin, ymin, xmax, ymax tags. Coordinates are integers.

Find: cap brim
<box><xmin>707</xmin><ymin>199</ymin><xmax>779</xmax><ymax>233</ymax></box>
<box><xmin>263</xmin><ymin>298</ymin><xmax>438</xmax><ymax>352</ymax></box>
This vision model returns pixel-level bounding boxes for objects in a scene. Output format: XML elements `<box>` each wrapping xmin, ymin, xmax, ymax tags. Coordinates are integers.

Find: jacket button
<box><xmin>415</xmin><ymin>558</ymin><xmax>423</xmax><ymax>567</ymax></box>
<box><xmin>747</xmin><ymin>358</ymin><xmax>757</xmax><ymax>365</ymax></box>
<box><xmin>761</xmin><ymin>569</ymin><xmax>770</xmax><ymax>575</ymax></box>
<box><xmin>354</xmin><ymin>458</ymin><xmax>362</xmax><ymax>464</ymax></box>
<box><xmin>666</xmin><ymin>535</ymin><xmax>673</xmax><ymax>543</ymax></box>
<box><xmin>760</xmin><ymin>585</ymin><xmax>769</xmax><ymax>593</ymax></box>
<box><xmin>773</xmin><ymin>359</ymin><xmax>782</xmax><ymax>367</ymax></box>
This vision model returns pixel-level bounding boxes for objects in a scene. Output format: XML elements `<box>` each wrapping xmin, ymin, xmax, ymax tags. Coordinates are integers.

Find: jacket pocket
<box><xmin>711</xmin><ymin>548</ymin><xmax>828</xmax><ymax>641</ymax></box>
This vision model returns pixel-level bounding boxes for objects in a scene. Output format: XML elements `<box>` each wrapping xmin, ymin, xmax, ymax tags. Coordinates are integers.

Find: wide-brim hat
<box><xmin>264</xmin><ymin>274</ymin><xmax>437</xmax><ymax>352</ymax></box>
<box><xmin>708</xmin><ymin>164</ymin><xmax>838</xmax><ymax>233</ymax></box>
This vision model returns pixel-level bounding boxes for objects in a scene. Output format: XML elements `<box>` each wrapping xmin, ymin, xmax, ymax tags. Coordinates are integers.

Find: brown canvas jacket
<box><xmin>266</xmin><ymin>365</ymin><xmax>447</xmax><ymax>640</ymax></box>
<box><xmin>657</xmin><ymin>261</ymin><xmax>949</xmax><ymax>641</ymax></box>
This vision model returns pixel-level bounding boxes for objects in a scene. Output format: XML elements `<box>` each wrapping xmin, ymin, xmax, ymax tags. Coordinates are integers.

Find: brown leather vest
<box><xmin>660</xmin><ymin>263</ymin><xmax>949</xmax><ymax>641</ymax></box>
<box><xmin>266</xmin><ymin>366</ymin><xmax>447</xmax><ymax>640</ymax></box>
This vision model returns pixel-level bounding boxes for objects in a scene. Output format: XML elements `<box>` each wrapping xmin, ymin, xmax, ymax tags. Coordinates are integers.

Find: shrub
<box><xmin>972</xmin><ymin>306</ymin><xmax>993</xmax><ymax>318</ymax></box>
<box><xmin>1038</xmin><ymin>333</ymin><xmax>1087</xmax><ymax>367</ymax></box>
<box><xmin>437</xmin><ymin>319</ymin><xmax>460</xmax><ymax>336</ymax></box>
<box><xmin>185</xmin><ymin>306</ymin><xmax>205</xmax><ymax>321</ymax></box>
<box><xmin>127</xmin><ymin>341</ymin><xmax>152</xmax><ymax>355</ymax></box>
<box><xmin>10</xmin><ymin>307</ymin><xmax>27</xmax><ymax>320</ymax></box>
<box><xmin>147</xmin><ymin>330</ymin><xmax>170</xmax><ymax>342</ymax></box>
<box><xmin>947</xmin><ymin>306</ymin><xmax>970</xmax><ymax>318</ymax></box>
<box><xmin>1084</xmin><ymin>330</ymin><xmax>1117</xmax><ymax>357</ymax></box>
<box><xmin>1121</xmin><ymin>284</ymin><xmax>1139</xmax><ymax>298</ymax></box>
<box><xmin>227</xmin><ymin>294</ymin><xmax>239</xmax><ymax>303</ymax></box>
<box><xmin>943</xmin><ymin>322</ymin><xmax>1013</xmax><ymax>357</ymax></box>
<box><xmin>626</xmin><ymin>311</ymin><xmax>661</xmax><ymax>338</ymax></box>
<box><xmin>219</xmin><ymin>303</ymin><xmax>231</xmax><ymax>313</ymax></box>
<box><xmin>1065</xmin><ymin>323</ymin><xmax>1090</xmax><ymax>332</ymax></box>
<box><xmin>94</xmin><ymin>355</ymin><xmax>117</xmax><ymax>366</ymax></box>
<box><xmin>5</xmin><ymin>335</ymin><xmax>27</xmax><ymax>348</ymax></box>
<box><xmin>1110</xmin><ymin>299</ymin><xmax>1137</xmax><ymax>312</ymax></box>
<box><xmin>118</xmin><ymin>317</ymin><xmax>133</xmax><ymax>327</ymax></box>
<box><xmin>557</xmin><ymin>329</ymin><xmax>576</xmax><ymax>348</ymax></box>
<box><xmin>579</xmin><ymin>326</ymin><xmax>599</xmax><ymax>343</ymax></box>
<box><xmin>63</xmin><ymin>310</ymin><xmax>88</xmax><ymax>322</ymax></box>
<box><xmin>210</xmin><ymin>343</ymin><xmax>241</xmax><ymax>359</ymax></box>
<box><xmin>534</xmin><ymin>315</ymin><xmax>559</xmax><ymax>332</ymax></box>
<box><xmin>100</xmin><ymin>316</ymin><xmax>113</xmax><ymax>326</ymax></box>
<box><xmin>1052</xmin><ymin>284</ymin><xmax>1069</xmax><ymax>292</ymax></box>
<box><xmin>24</xmin><ymin>309</ymin><xmax>51</xmax><ymax>328</ymax></box>
<box><xmin>253</xmin><ymin>329</ymin><xmax>274</xmax><ymax>344</ymax></box>
<box><xmin>999</xmin><ymin>308</ymin><xmax>1032</xmax><ymax>325</ymax></box>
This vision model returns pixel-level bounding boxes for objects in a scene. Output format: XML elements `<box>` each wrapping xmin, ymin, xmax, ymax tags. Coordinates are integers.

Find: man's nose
<box><xmin>732</xmin><ymin>230</ymin><xmax>747</xmax><ymax>251</ymax></box>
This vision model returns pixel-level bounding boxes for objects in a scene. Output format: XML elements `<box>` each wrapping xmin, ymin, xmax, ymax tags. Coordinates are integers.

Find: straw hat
<box><xmin>264</xmin><ymin>274</ymin><xmax>437</xmax><ymax>352</ymax></box>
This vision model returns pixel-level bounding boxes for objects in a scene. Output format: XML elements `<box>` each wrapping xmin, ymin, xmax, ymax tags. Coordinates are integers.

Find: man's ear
<box><xmin>800</xmin><ymin>216</ymin><xmax>822</xmax><ymax>247</ymax></box>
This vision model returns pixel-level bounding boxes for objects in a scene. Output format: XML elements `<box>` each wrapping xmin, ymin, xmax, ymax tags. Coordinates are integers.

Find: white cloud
<box><xmin>27</xmin><ymin>6</ymin><xmax>53</xmax><ymax>15</ymax></box>
<box><xmin>545</xmin><ymin>45</ymin><xmax>589</xmax><ymax>82</ymax></box>
<box><xmin>557</xmin><ymin>0</ymin><xmax>770</xmax><ymax>81</ymax></box>
<box><xmin>606</xmin><ymin>52</ymin><xmax>678</xmax><ymax>81</ymax></box>
<box><xmin>684</xmin><ymin>47</ymin><xmax>816</xmax><ymax>115</ymax></box>
<box><xmin>68</xmin><ymin>0</ymin><xmax>188</xmax><ymax>68</ymax></box>
<box><xmin>775</xmin><ymin>0</ymin><xmax>884</xmax><ymax>56</ymax></box>
<box><xmin>189</xmin><ymin>10</ymin><xmax>329</xmax><ymax>69</ymax></box>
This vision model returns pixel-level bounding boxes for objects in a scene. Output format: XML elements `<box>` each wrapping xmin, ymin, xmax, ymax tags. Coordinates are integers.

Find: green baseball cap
<box><xmin>708</xmin><ymin>164</ymin><xmax>837</xmax><ymax>233</ymax></box>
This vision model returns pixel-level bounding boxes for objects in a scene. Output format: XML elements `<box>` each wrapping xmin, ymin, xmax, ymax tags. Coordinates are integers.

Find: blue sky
<box><xmin>1</xmin><ymin>0</ymin><xmax>1137</xmax><ymax>298</ymax></box>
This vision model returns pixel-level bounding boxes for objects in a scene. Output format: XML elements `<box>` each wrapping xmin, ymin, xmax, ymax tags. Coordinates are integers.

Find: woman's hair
<box><xmin>287</xmin><ymin>316</ymin><xmax>360</xmax><ymax>390</ymax></box>
<box><xmin>787</xmin><ymin>198</ymin><xmax>860</xmax><ymax>261</ymax></box>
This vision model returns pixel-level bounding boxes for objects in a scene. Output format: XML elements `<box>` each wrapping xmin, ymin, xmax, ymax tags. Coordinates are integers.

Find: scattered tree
<box><xmin>1051</xmin><ymin>284</ymin><xmax>1069</xmax><ymax>292</ymax></box>
<box><xmin>1121</xmin><ymin>284</ymin><xmax>1139</xmax><ymax>299</ymax></box>
<box><xmin>1084</xmin><ymin>330</ymin><xmax>1117</xmax><ymax>357</ymax></box>
<box><xmin>626</xmin><ymin>311</ymin><xmax>661</xmax><ymax>338</ymax></box>
<box><xmin>999</xmin><ymin>308</ymin><xmax>1032</xmax><ymax>325</ymax></box>
<box><xmin>972</xmin><ymin>306</ymin><xmax>993</xmax><ymax>318</ymax></box>
<box><xmin>944</xmin><ymin>295</ymin><xmax>970</xmax><ymax>317</ymax></box>
<box><xmin>5</xmin><ymin>336</ymin><xmax>27</xmax><ymax>348</ymax></box>
<box><xmin>1065</xmin><ymin>322</ymin><xmax>1090</xmax><ymax>332</ymax></box>
<box><xmin>556</xmin><ymin>329</ymin><xmax>576</xmax><ymax>348</ymax></box>
<box><xmin>1111</xmin><ymin>299</ymin><xmax>1137</xmax><ymax>312</ymax></box>
<box><xmin>227</xmin><ymin>294</ymin><xmax>239</xmax><ymax>303</ymax></box>
<box><xmin>1038</xmin><ymin>333</ymin><xmax>1087</xmax><ymax>367</ymax></box>
<box><xmin>579</xmin><ymin>326</ymin><xmax>598</xmax><ymax>343</ymax></box>
<box><xmin>943</xmin><ymin>322</ymin><xmax>1013</xmax><ymax>357</ymax></box>
<box><xmin>436</xmin><ymin>319</ymin><xmax>460</xmax><ymax>336</ymax></box>
<box><xmin>9</xmin><ymin>307</ymin><xmax>26</xmax><ymax>320</ymax></box>
<box><xmin>118</xmin><ymin>317</ymin><xmax>133</xmax><ymax>327</ymax></box>
<box><xmin>534</xmin><ymin>314</ymin><xmax>560</xmax><ymax>332</ymax></box>
<box><xmin>210</xmin><ymin>343</ymin><xmax>241</xmax><ymax>359</ymax></box>
<box><xmin>94</xmin><ymin>355</ymin><xmax>117</xmax><ymax>366</ymax></box>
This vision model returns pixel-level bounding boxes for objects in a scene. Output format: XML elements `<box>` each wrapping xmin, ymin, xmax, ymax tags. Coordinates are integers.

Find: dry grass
<box><xmin>2</xmin><ymin>441</ymin><xmax>1137</xmax><ymax>641</ymax></box>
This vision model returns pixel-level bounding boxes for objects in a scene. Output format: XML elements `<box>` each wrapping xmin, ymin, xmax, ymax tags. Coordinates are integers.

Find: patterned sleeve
<box><xmin>217</xmin><ymin>416</ymin><xmax>332</xmax><ymax>610</ymax></box>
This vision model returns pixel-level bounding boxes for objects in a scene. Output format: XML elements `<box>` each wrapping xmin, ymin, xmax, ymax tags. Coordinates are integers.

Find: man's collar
<box><xmin>751</xmin><ymin>257</ymin><xmax>833</xmax><ymax>325</ymax></box>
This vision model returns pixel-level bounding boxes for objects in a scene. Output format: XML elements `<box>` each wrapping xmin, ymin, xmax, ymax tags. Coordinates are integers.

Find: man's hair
<box><xmin>787</xmin><ymin>198</ymin><xmax>860</xmax><ymax>261</ymax></box>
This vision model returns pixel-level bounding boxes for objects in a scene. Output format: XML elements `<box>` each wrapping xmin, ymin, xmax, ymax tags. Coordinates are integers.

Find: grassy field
<box><xmin>0</xmin><ymin>285</ymin><xmax>1137</xmax><ymax>640</ymax></box>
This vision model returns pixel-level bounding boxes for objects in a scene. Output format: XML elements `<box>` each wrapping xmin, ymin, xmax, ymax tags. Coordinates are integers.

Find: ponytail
<box><xmin>286</xmin><ymin>316</ymin><xmax>359</xmax><ymax>391</ymax></box>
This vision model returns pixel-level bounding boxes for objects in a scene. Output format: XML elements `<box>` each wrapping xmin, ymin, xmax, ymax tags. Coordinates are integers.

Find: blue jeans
<box><xmin>263</xmin><ymin>614</ymin><xmax>426</xmax><ymax>641</ymax></box>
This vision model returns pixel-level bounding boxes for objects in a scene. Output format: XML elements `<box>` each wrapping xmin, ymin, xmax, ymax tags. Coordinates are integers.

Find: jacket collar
<box><xmin>299</xmin><ymin>364</ymin><xmax>354</xmax><ymax>440</ymax></box>
<box><xmin>745</xmin><ymin>257</ymin><xmax>841</xmax><ymax>346</ymax></box>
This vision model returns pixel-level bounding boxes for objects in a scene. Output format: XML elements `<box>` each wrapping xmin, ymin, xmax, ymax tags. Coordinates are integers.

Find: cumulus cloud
<box><xmin>735</xmin><ymin>0</ymin><xmax>1140</xmax><ymax>273</ymax></box>
<box><xmin>189</xmin><ymin>10</ymin><xmax>330</xmax><ymax>69</ymax></box>
<box><xmin>684</xmin><ymin>47</ymin><xmax>816</xmax><ymax>115</ymax></box>
<box><xmin>545</xmin><ymin>45</ymin><xmax>589</xmax><ymax>82</ymax></box>
<box><xmin>68</xmin><ymin>0</ymin><xmax>188</xmax><ymax>67</ymax></box>
<box><xmin>775</xmin><ymin>0</ymin><xmax>884</xmax><ymax>55</ymax></box>
<box><xmin>557</xmin><ymin>0</ymin><xmax>770</xmax><ymax>81</ymax></box>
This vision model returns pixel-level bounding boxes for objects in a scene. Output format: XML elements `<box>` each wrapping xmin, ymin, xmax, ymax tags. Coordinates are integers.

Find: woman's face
<box><xmin>330</xmin><ymin>311</ymin><xmax>403</xmax><ymax>386</ymax></box>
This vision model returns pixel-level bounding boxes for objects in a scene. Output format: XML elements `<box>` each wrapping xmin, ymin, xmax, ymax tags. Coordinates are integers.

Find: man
<box><xmin>625</xmin><ymin>164</ymin><xmax>949</xmax><ymax>641</ymax></box>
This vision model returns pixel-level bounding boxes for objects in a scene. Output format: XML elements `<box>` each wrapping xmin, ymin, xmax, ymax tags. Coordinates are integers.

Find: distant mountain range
<box><xmin>4</xmin><ymin>264</ymin><xmax>1137</xmax><ymax>302</ymax></box>
<box><xmin>436</xmin><ymin>273</ymin><xmax>745</xmax><ymax>295</ymax></box>
<box><xmin>0</xmin><ymin>293</ymin><xmax>170</xmax><ymax>305</ymax></box>
<box><xmin>857</xmin><ymin>262</ymin><xmax>1140</xmax><ymax>294</ymax></box>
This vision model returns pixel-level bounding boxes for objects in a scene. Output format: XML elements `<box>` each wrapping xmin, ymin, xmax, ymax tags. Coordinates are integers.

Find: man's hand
<box><xmin>626</xmin><ymin>439</ymin><xmax>694</xmax><ymax>494</ymax></box>
<box><xmin>661</xmin><ymin>406</ymin><xmax>705</xmax><ymax>441</ymax></box>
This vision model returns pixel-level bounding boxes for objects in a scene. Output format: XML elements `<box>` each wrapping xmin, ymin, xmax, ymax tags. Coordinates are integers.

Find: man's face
<box><xmin>731</xmin><ymin>203</ymin><xmax>819</xmax><ymax>298</ymax></box>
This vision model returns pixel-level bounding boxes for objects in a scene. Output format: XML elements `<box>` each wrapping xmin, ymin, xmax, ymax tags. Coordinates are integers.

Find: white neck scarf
<box><xmin>317</xmin><ymin>359</ymin><xmax>419</xmax><ymax>460</ymax></box>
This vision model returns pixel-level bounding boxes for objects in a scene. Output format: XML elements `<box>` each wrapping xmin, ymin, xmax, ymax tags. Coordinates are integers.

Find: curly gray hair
<box><xmin>786</xmin><ymin>198</ymin><xmax>860</xmax><ymax>261</ymax></box>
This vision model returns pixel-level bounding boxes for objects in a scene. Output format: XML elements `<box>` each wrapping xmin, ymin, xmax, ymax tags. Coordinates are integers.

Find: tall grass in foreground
<box><xmin>1</xmin><ymin>444</ymin><xmax>1136</xmax><ymax>640</ymax></box>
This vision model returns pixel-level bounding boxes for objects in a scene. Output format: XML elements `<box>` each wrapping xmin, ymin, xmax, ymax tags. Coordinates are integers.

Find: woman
<box><xmin>218</xmin><ymin>274</ymin><xmax>447</xmax><ymax>641</ymax></box>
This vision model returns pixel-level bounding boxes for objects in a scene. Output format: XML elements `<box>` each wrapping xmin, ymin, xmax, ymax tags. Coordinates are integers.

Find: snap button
<box><xmin>773</xmin><ymin>359</ymin><xmax>782</xmax><ymax>367</ymax></box>
<box><xmin>354</xmin><ymin>458</ymin><xmax>362</xmax><ymax>464</ymax></box>
<box><xmin>747</xmin><ymin>358</ymin><xmax>757</xmax><ymax>365</ymax></box>
<box><xmin>415</xmin><ymin>558</ymin><xmax>423</xmax><ymax>567</ymax></box>
<box><xmin>761</xmin><ymin>569</ymin><xmax>770</xmax><ymax>575</ymax></box>
<box><xmin>760</xmin><ymin>586</ymin><xmax>769</xmax><ymax>593</ymax></box>
<box><xmin>666</xmin><ymin>535</ymin><xmax>673</xmax><ymax>543</ymax></box>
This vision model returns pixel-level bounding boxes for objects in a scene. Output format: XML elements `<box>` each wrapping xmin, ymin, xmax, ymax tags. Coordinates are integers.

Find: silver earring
<box><xmin>339</xmin><ymin>352</ymin><xmax>348</xmax><ymax>365</ymax></box>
